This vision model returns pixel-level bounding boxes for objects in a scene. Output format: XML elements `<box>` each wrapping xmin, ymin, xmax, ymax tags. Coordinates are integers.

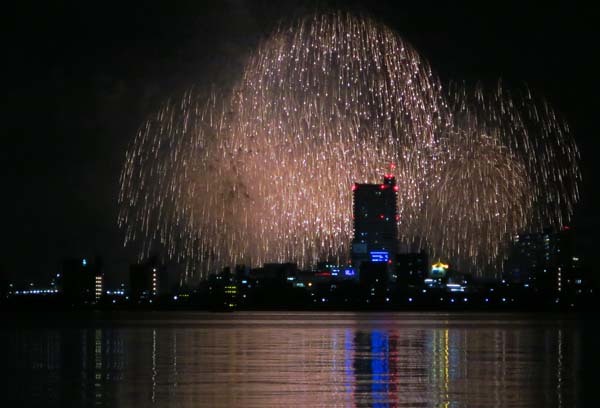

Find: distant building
<box><xmin>315</xmin><ymin>262</ymin><xmax>357</xmax><ymax>280</ymax></box>
<box><xmin>359</xmin><ymin>261</ymin><xmax>389</xmax><ymax>302</ymax></box>
<box><xmin>504</xmin><ymin>226</ymin><xmax>583</xmax><ymax>293</ymax></box>
<box><xmin>504</xmin><ymin>231</ymin><xmax>546</xmax><ymax>283</ymax></box>
<box><xmin>206</xmin><ymin>268</ymin><xmax>238</xmax><ymax>310</ymax></box>
<box><xmin>234</xmin><ymin>264</ymin><xmax>250</xmax><ymax>281</ymax></box>
<box><xmin>251</xmin><ymin>263</ymin><xmax>297</xmax><ymax>284</ymax></box>
<box><xmin>351</xmin><ymin>172</ymin><xmax>399</xmax><ymax>280</ymax></box>
<box><xmin>60</xmin><ymin>257</ymin><xmax>103</xmax><ymax>303</ymax></box>
<box><xmin>430</xmin><ymin>260</ymin><xmax>449</xmax><ymax>279</ymax></box>
<box><xmin>129</xmin><ymin>257</ymin><xmax>164</xmax><ymax>302</ymax></box>
<box><xmin>395</xmin><ymin>251</ymin><xmax>428</xmax><ymax>286</ymax></box>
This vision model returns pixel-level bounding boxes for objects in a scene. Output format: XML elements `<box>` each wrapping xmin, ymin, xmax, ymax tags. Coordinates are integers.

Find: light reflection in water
<box><xmin>0</xmin><ymin>312</ymin><xmax>590</xmax><ymax>407</ymax></box>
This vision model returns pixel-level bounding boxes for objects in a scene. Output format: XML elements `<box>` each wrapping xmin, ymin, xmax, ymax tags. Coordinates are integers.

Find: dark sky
<box><xmin>3</xmin><ymin>1</ymin><xmax>598</xmax><ymax>286</ymax></box>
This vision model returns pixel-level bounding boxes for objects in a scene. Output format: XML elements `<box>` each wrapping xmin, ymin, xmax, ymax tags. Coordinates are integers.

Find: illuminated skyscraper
<box><xmin>351</xmin><ymin>172</ymin><xmax>399</xmax><ymax>279</ymax></box>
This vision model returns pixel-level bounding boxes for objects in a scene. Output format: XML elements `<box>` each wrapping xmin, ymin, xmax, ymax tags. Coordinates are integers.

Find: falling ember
<box><xmin>423</xmin><ymin>83</ymin><xmax>581</xmax><ymax>272</ymax></box>
<box><xmin>118</xmin><ymin>12</ymin><xmax>580</xmax><ymax>281</ymax></box>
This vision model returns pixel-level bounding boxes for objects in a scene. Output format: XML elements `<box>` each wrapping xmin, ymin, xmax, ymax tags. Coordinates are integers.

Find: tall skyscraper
<box><xmin>351</xmin><ymin>172</ymin><xmax>399</xmax><ymax>279</ymax></box>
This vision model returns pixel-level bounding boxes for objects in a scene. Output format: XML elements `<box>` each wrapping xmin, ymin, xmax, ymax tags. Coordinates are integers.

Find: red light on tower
<box><xmin>384</xmin><ymin>163</ymin><xmax>396</xmax><ymax>180</ymax></box>
<box><xmin>352</xmin><ymin>184</ymin><xmax>357</xmax><ymax>191</ymax></box>
<box><xmin>379</xmin><ymin>214</ymin><xmax>385</xmax><ymax>220</ymax></box>
<box><xmin>315</xmin><ymin>271</ymin><xmax>331</xmax><ymax>277</ymax></box>
<box><xmin>393</xmin><ymin>185</ymin><xmax>399</xmax><ymax>192</ymax></box>
<box><xmin>380</xmin><ymin>184</ymin><xmax>386</xmax><ymax>190</ymax></box>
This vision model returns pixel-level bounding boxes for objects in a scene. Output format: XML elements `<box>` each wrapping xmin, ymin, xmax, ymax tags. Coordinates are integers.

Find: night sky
<box><xmin>3</xmin><ymin>1</ymin><xmax>598</xmax><ymax>286</ymax></box>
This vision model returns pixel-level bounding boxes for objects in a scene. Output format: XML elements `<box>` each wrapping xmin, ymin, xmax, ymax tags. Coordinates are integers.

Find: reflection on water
<box><xmin>0</xmin><ymin>312</ymin><xmax>594</xmax><ymax>407</ymax></box>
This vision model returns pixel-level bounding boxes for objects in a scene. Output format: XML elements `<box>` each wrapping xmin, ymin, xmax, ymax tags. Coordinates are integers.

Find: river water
<box><xmin>1</xmin><ymin>311</ymin><xmax>597</xmax><ymax>407</ymax></box>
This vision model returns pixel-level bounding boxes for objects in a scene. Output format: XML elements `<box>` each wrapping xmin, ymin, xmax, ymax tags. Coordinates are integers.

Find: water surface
<box><xmin>1</xmin><ymin>311</ymin><xmax>596</xmax><ymax>407</ymax></box>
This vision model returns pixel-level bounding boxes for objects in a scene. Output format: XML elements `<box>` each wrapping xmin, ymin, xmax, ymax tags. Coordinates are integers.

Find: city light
<box><xmin>370</xmin><ymin>251</ymin><xmax>390</xmax><ymax>263</ymax></box>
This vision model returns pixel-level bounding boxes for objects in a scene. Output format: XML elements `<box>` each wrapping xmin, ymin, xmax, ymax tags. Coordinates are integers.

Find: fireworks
<box><xmin>118</xmin><ymin>12</ymin><xmax>580</xmax><ymax>280</ymax></box>
<box><xmin>427</xmin><ymin>83</ymin><xmax>580</xmax><ymax>271</ymax></box>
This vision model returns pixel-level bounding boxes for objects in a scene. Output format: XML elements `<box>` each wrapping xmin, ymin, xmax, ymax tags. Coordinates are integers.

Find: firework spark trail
<box><xmin>118</xmin><ymin>12</ymin><xmax>580</xmax><ymax>280</ymax></box>
<box><xmin>426</xmin><ymin>82</ymin><xmax>580</xmax><ymax>271</ymax></box>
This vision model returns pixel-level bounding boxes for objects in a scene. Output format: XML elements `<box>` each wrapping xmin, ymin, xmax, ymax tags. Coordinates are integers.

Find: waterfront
<box><xmin>1</xmin><ymin>312</ymin><xmax>596</xmax><ymax>407</ymax></box>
